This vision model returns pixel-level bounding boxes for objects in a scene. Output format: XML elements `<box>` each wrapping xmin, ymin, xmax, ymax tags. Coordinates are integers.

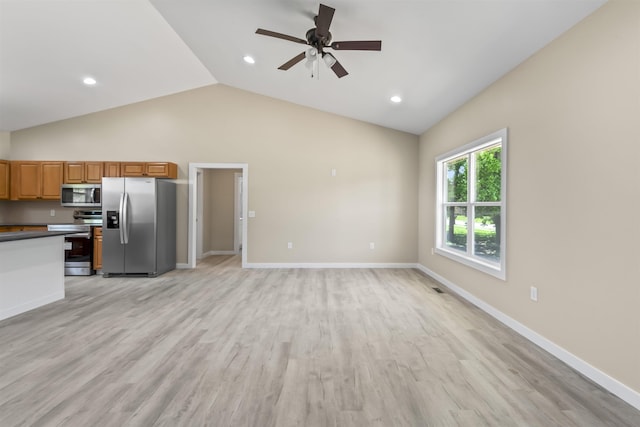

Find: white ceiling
<box><xmin>0</xmin><ymin>0</ymin><xmax>606</xmax><ymax>135</ymax></box>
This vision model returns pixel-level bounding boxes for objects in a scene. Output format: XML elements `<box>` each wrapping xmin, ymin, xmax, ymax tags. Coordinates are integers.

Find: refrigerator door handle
<box><xmin>118</xmin><ymin>193</ymin><xmax>125</xmax><ymax>244</ymax></box>
<box><xmin>122</xmin><ymin>192</ymin><xmax>130</xmax><ymax>244</ymax></box>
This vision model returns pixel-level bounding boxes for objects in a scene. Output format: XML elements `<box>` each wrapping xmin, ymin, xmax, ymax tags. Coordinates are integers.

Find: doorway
<box><xmin>188</xmin><ymin>163</ymin><xmax>248</xmax><ymax>268</ymax></box>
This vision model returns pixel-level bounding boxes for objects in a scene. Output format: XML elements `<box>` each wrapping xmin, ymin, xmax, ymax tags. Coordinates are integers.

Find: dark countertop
<box><xmin>0</xmin><ymin>231</ymin><xmax>69</xmax><ymax>243</ymax></box>
<box><xmin>0</xmin><ymin>223</ymin><xmax>72</xmax><ymax>226</ymax></box>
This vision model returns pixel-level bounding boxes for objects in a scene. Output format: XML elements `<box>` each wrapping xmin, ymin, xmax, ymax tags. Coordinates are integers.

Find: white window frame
<box><xmin>435</xmin><ymin>128</ymin><xmax>507</xmax><ymax>280</ymax></box>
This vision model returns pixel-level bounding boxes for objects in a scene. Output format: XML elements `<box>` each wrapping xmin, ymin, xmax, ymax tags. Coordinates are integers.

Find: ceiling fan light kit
<box><xmin>255</xmin><ymin>3</ymin><xmax>382</xmax><ymax>79</ymax></box>
<box><xmin>322</xmin><ymin>52</ymin><xmax>336</xmax><ymax>67</ymax></box>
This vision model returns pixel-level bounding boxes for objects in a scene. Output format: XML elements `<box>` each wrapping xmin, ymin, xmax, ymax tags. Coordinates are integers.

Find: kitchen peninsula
<box><xmin>0</xmin><ymin>230</ymin><xmax>67</xmax><ymax>321</ymax></box>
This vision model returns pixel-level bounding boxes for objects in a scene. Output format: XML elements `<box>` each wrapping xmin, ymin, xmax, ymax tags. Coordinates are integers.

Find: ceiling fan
<box><xmin>255</xmin><ymin>3</ymin><xmax>382</xmax><ymax>78</ymax></box>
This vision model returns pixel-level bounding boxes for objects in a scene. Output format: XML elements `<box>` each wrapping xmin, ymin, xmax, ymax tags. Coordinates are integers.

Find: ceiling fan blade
<box><xmin>330</xmin><ymin>40</ymin><xmax>382</xmax><ymax>51</ymax></box>
<box><xmin>256</xmin><ymin>29</ymin><xmax>308</xmax><ymax>45</ymax></box>
<box><xmin>330</xmin><ymin>59</ymin><xmax>348</xmax><ymax>78</ymax></box>
<box><xmin>278</xmin><ymin>52</ymin><xmax>306</xmax><ymax>70</ymax></box>
<box><xmin>315</xmin><ymin>4</ymin><xmax>335</xmax><ymax>38</ymax></box>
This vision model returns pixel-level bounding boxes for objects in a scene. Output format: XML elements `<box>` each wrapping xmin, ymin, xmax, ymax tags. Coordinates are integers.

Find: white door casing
<box><xmin>188</xmin><ymin>163</ymin><xmax>248</xmax><ymax>269</ymax></box>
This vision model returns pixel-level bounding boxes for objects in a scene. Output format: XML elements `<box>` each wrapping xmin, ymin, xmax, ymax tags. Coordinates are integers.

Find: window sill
<box><xmin>435</xmin><ymin>247</ymin><xmax>505</xmax><ymax>280</ymax></box>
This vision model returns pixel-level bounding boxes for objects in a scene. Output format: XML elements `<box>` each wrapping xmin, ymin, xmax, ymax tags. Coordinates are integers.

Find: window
<box><xmin>435</xmin><ymin>128</ymin><xmax>507</xmax><ymax>279</ymax></box>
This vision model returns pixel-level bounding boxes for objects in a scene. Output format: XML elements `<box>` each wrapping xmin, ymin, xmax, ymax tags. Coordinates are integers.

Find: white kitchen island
<box><xmin>0</xmin><ymin>232</ymin><xmax>66</xmax><ymax>321</ymax></box>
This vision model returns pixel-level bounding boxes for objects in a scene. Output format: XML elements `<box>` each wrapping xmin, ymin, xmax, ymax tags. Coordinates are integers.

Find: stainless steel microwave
<box><xmin>60</xmin><ymin>184</ymin><xmax>101</xmax><ymax>207</ymax></box>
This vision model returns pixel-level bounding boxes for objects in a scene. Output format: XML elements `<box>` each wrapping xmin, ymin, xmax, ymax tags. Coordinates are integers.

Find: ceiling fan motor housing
<box><xmin>306</xmin><ymin>28</ymin><xmax>331</xmax><ymax>50</ymax></box>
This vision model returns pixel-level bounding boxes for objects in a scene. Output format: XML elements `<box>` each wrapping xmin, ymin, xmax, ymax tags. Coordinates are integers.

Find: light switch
<box><xmin>248</xmin><ymin>211</ymin><xmax>256</xmax><ymax>218</ymax></box>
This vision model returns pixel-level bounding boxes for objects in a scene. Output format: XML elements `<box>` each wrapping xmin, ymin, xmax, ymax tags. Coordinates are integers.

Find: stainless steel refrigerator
<box><xmin>102</xmin><ymin>177</ymin><xmax>176</xmax><ymax>277</ymax></box>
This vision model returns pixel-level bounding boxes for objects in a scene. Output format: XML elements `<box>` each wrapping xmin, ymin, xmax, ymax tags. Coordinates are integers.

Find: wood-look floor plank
<box><xmin>0</xmin><ymin>255</ymin><xmax>639</xmax><ymax>426</ymax></box>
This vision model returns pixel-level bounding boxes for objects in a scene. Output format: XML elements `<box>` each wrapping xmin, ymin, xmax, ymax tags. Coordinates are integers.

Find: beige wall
<box><xmin>203</xmin><ymin>168</ymin><xmax>241</xmax><ymax>253</ymax></box>
<box><xmin>0</xmin><ymin>132</ymin><xmax>10</xmax><ymax>158</ymax></box>
<box><xmin>0</xmin><ymin>201</ymin><xmax>75</xmax><ymax>224</ymax></box>
<box><xmin>9</xmin><ymin>84</ymin><xmax>419</xmax><ymax>265</ymax></box>
<box><xmin>419</xmin><ymin>0</ymin><xmax>640</xmax><ymax>394</ymax></box>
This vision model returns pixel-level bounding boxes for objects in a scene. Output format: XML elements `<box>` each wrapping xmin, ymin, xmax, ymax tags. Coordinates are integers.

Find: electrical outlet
<box><xmin>50</xmin><ymin>209</ymin><xmax>56</xmax><ymax>217</ymax></box>
<box><xmin>369</xmin><ymin>242</ymin><xmax>375</xmax><ymax>250</ymax></box>
<box><xmin>530</xmin><ymin>286</ymin><xmax>538</xmax><ymax>302</ymax></box>
<box><xmin>287</xmin><ymin>242</ymin><xmax>293</xmax><ymax>249</ymax></box>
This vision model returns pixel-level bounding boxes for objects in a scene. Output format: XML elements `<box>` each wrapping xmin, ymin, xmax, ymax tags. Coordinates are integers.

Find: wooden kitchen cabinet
<box><xmin>20</xmin><ymin>225</ymin><xmax>48</xmax><ymax>231</ymax></box>
<box><xmin>85</xmin><ymin>162</ymin><xmax>103</xmax><ymax>182</ymax></box>
<box><xmin>120</xmin><ymin>162</ymin><xmax>145</xmax><ymax>177</ymax></box>
<box><xmin>11</xmin><ymin>161</ymin><xmax>63</xmax><ymax>200</ymax></box>
<box><xmin>0</xmin><ymin>225</ymin><xmax>47</xmax><ymax>232</ymax></box>
<box><xmin>103</xmin><ymin>162</ymin><xmax>121</xmax><ymax>177</ymax></box>
<box><xmin>64</xmin><ymin>161</ymin><xmax>104</xmax><ymax>183</ymax></box>
<box><xmin>0</xmin><ymin>160</ymin><xmax>9</xmax><ymax>199</ymax></box>
<box><xmin>11</xmin><ymin>162</ymin><xmax>39</xmax><ymax>199</ymax></box>
<box><xmin>93</xmin><ymin>227</ymin><xmax>102</xmax><ymax>270</ymax></box>
<box><xmin>121</xmin><ymin>162</ymin><xmax>177</xmax><ymax>179</ymax></box>
<box><xmin>64</xmin><ymin>162</ymin><xmax>84</xmax><ymax>183</ymax></box>
<box><xmin>41</xmin><ymin>162</ymin><xmax>64</xmax><ymax>199</ymax></box>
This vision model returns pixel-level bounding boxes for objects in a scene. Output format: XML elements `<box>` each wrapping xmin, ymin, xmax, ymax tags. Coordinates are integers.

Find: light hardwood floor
<box><xmin>0</xmin><ymin>255</ymin><xmax>639</xmax><ymax>426</ymax></box>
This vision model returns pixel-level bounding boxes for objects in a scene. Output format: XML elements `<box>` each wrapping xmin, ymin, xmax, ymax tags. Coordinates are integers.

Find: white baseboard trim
<box><xmin>415</xmin><ymin>264</ymin><xmax>640</xmax><ymax>412</ymax></box>
<box><xmin>245</xmin><ymin>262</ymin><xmax>419</xmax><ymax>269</ymax></box>
<box><xmin>204</xmin><ymin>250</ymin><xmax>238</xmax><ymax>256</ymax></box>
<box><xmin>175</xmin><ymin>263</ymin><xmax>190</xmax><ymax>270</ymax></box>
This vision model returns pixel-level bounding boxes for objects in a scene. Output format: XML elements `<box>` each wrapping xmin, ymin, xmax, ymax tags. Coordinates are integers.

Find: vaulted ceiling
<box><xmin>0</xmin><ymin>0</ymin><xmax>606</xmax><ymax>135</ymax></box>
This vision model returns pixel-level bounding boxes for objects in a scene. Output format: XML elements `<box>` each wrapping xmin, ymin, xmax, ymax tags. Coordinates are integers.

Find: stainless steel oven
<box><xmin>48</xmin><ymin>210</ymin><xmax>103</xmax><ymax>276</ymax></box>
<box><xmin>48</xmin><ymin>224</ymin><xmax>94</xmax><ymax>276</ymax></box>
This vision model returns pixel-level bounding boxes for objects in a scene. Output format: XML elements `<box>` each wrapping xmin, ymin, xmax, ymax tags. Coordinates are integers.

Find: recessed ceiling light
<box><xmin>243</xmin><ymin>55</ymin><xmax>255</xmax><ymax>64</ymax></box>
<box><xmin>83</xmin><ymin>77</ymin><xmax>97</xmax><ymax>86</ymax></box>
<box><xmin>390</xmin><ymin>95</ymin><xmax>402</xmax><ymax>104</ymax></box>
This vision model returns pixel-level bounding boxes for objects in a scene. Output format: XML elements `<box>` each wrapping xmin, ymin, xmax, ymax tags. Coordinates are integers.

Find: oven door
<box><xmin>64</xmin><ymin>232</ymin><xmax>94</xmax><ymax>276</ymax></box>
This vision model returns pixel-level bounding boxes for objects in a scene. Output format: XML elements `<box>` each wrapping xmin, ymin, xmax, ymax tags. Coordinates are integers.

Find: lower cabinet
<box><xmin>0</xmin><ymin>225</ymin><xmax>48</xmax><ymax>232</ymax></box>
<box><xmin>20</xmin><ymin>225</ymin><xmax>48</xmax><ymax>232</ymax></box>
<box><xmin>93</xmin><ymin>227</ymin><xmax>102</xmax><ymax>270</ymax></box>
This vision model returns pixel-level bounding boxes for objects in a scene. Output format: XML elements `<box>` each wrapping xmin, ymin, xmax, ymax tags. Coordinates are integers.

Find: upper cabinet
<box><xmin>121</xmin><ymin>162</ymin><xmax>177</xmax><ymax>179</ymax></box>
<box><xmin>0</xmin><ymin>160</ymin><xmax>9</xmax><ymax>199</ymax></box>
<box><xmin>64</xmin><ymin>161</ymin><xmax>104</xmax><ymax>184</ymax></box>
<box><xmin>5</xmin><ymin>160</ymin><xmax>177</xmax><ymax>202</ymax></box>
<box><xmin>11</xmin><ymin>161</ymin><xmax>63</xmax><ymax>200</ymax></box>
<box><xmin>64</xmin><ymin>161</ymin><xmax>177</xmax><ymax>181</ymax></box>
<box><xmin>103</xmin><ymin>162</ymin><xmax>121</xmax><ymax>178</ymax></box>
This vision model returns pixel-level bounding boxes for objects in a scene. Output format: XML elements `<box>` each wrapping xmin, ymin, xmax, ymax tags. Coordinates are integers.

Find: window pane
<box><xmin>475</xmin><ymin>145</ymin><xmax>501</xmax><ymax>202</ymax></box>
<box><xmin>445</xmin><ymin>156</ymin><xmax>467</xmax><ymax>202</ymax></box>
<box><xmin>445</xmin><ymin>206</ymin><xmax>467</xmax><ymax>252</ymax></box>
<box><xmin>473</xmin><ymin>206</ymin><xmax>501</xmax><ymax>263</ymax></box>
